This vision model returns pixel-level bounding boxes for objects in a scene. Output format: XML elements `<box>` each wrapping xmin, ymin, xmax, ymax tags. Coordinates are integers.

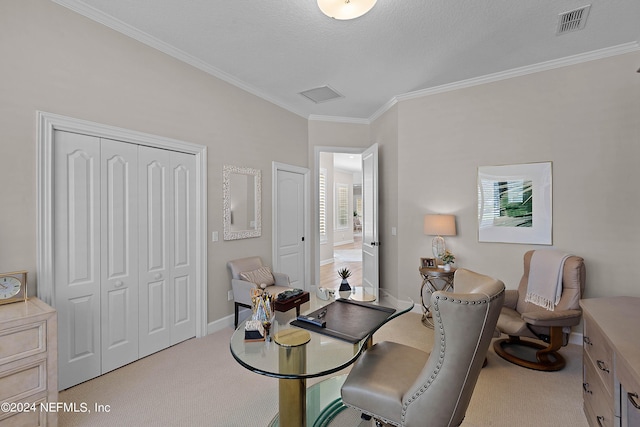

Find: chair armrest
<box><xmin>231</xmin><ymin>278</ymin><xmax>258</xmax><ymax>306</ymax></box>
<box><xmin>272</xmin><ymin>272</ymin><xmax>290</xmax><ymax>287</ymax></box>
<box><xmin>503</xmin><ymin>289</ymin><xmax>519</xmax><ymax>310</ymax></box>
<box><xmin>521</xmin><ymin>309</ymin><xmax>582</xmax><ymax>327</ymax></box>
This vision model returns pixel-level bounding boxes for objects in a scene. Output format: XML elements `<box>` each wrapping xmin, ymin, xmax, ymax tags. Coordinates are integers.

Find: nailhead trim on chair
<box><xmin>400</xmin><ymin>289</ymin><xmax>505</xmax><ymax>425</ymax></box>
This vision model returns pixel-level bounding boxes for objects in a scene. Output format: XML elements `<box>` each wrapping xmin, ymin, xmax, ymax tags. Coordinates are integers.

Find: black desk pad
<box><xmin>290</xmin><ymin>299</ymin><xmax>396</xmax><ymax>343</ymax></box>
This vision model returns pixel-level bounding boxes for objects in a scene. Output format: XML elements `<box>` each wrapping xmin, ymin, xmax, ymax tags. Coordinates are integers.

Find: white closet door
<box><xmin>170</xmin><ymin>151</ymin><xmax>196</xmax><ymax>344</ymax></box>
<box><xmin>138</xmin><ymin>146</ymin><xmax>173</xmax><ymax>357</ymax></box>
<box><xmin>100</xmin><ymin>138</ymin><xmax>139</xmax><ymax>373</ymax></box>
<box><xmin>54</xmin><ymin>131</ymin><xmax>102</xmax><ymax>390</ymax></box>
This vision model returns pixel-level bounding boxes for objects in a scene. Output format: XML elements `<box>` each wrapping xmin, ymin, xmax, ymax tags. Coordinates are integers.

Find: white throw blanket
<box><xmin>525</xmin><ymin>250</ymin><xmax>571</xmax><ymax>311</ymax></box>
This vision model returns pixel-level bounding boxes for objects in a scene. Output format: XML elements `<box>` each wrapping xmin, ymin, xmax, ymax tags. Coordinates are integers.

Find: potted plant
<box><xmin>337</xmin><ymin>268</ymin><xmax>352</xmax><ymax>297</ymax></box>
<box><xmin>441</xmin><ymin>250</ymin><xmax>455</xmax><ymax>271</ymax></box>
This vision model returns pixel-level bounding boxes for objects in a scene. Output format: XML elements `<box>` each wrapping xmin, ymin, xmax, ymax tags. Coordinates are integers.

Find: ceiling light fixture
<box><xmin>317</xmin><ymin>0</ymin><xmax>377</xmax><ymax>20</ymax></box>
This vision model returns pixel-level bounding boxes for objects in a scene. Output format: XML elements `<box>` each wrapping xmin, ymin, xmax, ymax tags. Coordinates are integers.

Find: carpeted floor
<box><xmin>58</xmin><ymin>311</ymin><xmax>588</xmax><ymax>427</ymax></box>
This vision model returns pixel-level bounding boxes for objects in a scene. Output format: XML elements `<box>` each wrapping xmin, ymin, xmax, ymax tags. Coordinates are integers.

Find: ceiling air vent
<box><xmin>557</xmin><ymin>5</ymin><xmax>591</xmax><ymax>35</ymax></box>
<box><xmin>299</xmin><ymin>85</ymin><xmax>343</xmax><ymax>103</ymax></box>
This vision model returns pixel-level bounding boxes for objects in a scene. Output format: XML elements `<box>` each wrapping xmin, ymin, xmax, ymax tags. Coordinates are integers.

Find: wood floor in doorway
<box><xmin>320</xmin><ymin>235</ymin><xmax>363</xmax><ymax>291</ymax></box>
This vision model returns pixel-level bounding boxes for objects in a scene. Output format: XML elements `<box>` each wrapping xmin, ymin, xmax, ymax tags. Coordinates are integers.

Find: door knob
<box><xmin>154</xmin><ymin>273</ymin><xmax>163</xmax><ymax>280</ymax></box>
<box><xmin>115</xmin><ymin>280</ymin><xmax>124</xmax><ymax>288</ymax></box>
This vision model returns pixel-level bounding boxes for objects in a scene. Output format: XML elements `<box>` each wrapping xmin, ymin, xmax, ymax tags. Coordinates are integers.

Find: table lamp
<box><xmin>423</xmin><ymin>214</ymin><xmax>457</xmax><ymax>261</ymax></box>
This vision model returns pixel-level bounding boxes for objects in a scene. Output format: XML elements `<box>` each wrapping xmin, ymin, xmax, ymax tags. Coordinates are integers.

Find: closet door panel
<box><xmin>54</xmin><ymin>130</ymin><xmax>101</xmax><ymax>390</ymax></box>
<box><xmin>138</xmin><ymin>146</ymin><xmax>172</xmax><ymax>358</ymax></box>
<box><xmin>100</xmin><ymin>139</ymin><xmax>139</xmax><ymax>373</ymax></box>
<box><xmin>171</xmin><ymin>152</ymin><xmax>196</xmax><ymax>343</ymax></box>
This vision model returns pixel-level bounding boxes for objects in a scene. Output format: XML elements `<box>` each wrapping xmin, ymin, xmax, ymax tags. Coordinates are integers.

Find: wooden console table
<box><xmin>581</xmin><ymin>297</ymin><xmax>640</xmax><ymax>427</ymax></box>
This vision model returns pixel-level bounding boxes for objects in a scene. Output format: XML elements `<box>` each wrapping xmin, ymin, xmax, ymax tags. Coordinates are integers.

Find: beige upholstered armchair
<box><xmin>493</xmin><ymin>250</ymin><xmax>586</xmax><ymax>371</ymax></box>
<box><xmin>227</xmin><ymin>256</ymin><xmax>291</xmax><ymax>327</ymax></box>
<box><xmin>341</xmin><ymin>269</ymin><xmax>505</xmax><ymax>427</ymax></box>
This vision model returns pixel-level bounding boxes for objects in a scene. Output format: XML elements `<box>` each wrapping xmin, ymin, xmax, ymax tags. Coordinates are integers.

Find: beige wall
<box><xmin>392</xmin><ymin>51</ymin><xmax>640</xmax><ymax>304</ymax></box>
<box><xmin>0</xmin><ymin>0</ymin><xmax>308</xmax><ymax>323</ymax></box>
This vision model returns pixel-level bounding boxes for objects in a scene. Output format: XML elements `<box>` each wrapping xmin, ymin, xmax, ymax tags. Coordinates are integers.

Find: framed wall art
<box><xmin>477</xmin><ymin>162</ymin><xmax>552</xmax><ymax>245</ymax></box>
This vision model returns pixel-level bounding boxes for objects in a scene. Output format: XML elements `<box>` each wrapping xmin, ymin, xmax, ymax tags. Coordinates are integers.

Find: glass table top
<box><xmin>229</xmin><ymin>293</ymin><xmax>414</xmax><ymax>380</ymax></box>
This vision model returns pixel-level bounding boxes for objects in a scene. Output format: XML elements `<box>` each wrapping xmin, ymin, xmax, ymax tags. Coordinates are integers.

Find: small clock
<box><xmin>0</xmin><ymin>270</ymin><xmax>28</xmax><ymax>305</ymax></box>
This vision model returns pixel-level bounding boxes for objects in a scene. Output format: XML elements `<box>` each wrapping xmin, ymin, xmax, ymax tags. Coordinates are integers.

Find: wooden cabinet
<box><xmin>0</xmin><ymin>298</ymin><xmax>57</xmax><ymax>426</ymax></box>
<box><xmin>581</xmin><ymin>298</ymin><xmax>640</xmax><ymax>427</ymax></box>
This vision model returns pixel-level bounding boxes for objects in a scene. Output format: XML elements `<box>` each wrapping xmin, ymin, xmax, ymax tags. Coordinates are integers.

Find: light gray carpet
<box><xmin>59</xmin><ymin>312</ymin><xmax>588</xmax><ymax>426</ymax></box>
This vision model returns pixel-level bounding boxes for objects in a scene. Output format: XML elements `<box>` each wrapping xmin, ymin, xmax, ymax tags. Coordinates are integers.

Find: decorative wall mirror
<box><xmin>223</xmin><ymin>165</ymin><xmax>262</xmax><ymax>240</ymax></box>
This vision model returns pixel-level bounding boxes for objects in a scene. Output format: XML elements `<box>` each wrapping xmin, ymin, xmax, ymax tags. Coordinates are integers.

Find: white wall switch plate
<box><xmin>212</xmin><ymin>231</ymin><xmax>219</xmax><ymax>242</ymax></box>
<box><xmin>228</xmin><ymin>290</ymin><xmax>233</xmax><ymax>301</ymax></box>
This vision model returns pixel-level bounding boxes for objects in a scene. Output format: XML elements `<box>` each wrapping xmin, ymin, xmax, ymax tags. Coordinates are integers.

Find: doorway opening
<box><xmin>318</xmin><ymin>151</ymin><xmax>363</xmax><ymax>291</ymax></box>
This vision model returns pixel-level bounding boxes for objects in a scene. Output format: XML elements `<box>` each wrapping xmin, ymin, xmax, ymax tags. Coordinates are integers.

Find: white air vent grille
<box><xmin>299</xmin><ymin>86</ymin><xmax>343</xmax><ymax>103</ymax></box>
<box><xmin>557</xmin><ymin>5</ymin><xmax>591</xmax><ymax>35</ymax></box>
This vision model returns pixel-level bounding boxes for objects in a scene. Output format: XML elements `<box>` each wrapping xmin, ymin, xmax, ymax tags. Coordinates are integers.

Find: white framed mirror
<box><xmin>223</xmin><ymin>165</ymin><xmax>261</xmax><ymax>240</ymax></box>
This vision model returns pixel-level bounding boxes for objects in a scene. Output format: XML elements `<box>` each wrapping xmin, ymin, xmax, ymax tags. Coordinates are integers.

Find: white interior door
<box><xmin>169</xmin><ymin>151</ymin><xmax>197</xmax><ymax>344</ymax></box>
<box><xmin>361</xmin><ymin>143</ymin><xmax>379</xmax><ymax>299</ymax></box>
<box><xmin>54</xmin><ymin>130</ymin><xmax>102</xmax><ymax>390</ymax></box>
<box><xmin>100</xmin><ymin>138</ymin><xmax>139</xmax><ymax>374</ymax></box>
<box><xmin>275</xmin><ymin>168</ymin><xmax>306</xmax><ymax>289</ymax></box>
<box><xmin>138</xmin><ymin>146</ymin><xmax>173</xmax><ymax>358</ymax></box>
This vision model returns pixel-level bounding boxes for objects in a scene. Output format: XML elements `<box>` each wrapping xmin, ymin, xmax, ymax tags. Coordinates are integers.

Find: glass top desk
<box><xmin>229</xmin><ymin>293</ymin><xmax>414</xmax><ymax>427</ymax></box>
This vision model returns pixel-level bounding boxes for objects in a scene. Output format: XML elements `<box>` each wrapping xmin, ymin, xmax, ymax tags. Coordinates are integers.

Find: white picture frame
<box><xmin>477</xmin><ymin>162</ymin><xmax>552</xmax><ymax>245</ymax></box>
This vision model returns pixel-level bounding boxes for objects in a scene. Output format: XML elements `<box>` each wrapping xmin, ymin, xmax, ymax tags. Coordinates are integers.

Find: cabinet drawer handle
<box><xmin>629</xmin><ymin>392</ymin><xmax>640</xmax><ymax>409</ymax></box>
<box><xmin>596</xmin><ymin>415</ymin><xmax>605</xmax><ymax>427</ymax></box>
<box><xmin>583</xmin><ymin>336</ymin><xmax>593</xmax><ymax>346</ymax></box>
<box><xmin>596</xmin><ymin>360</ymin><xmax>610</xmax><ymax>373</ymax></box>
<box><xmin>583</xmin><ymin>383</ymin><xmax>592</xmax><ymax>394</ymax></box>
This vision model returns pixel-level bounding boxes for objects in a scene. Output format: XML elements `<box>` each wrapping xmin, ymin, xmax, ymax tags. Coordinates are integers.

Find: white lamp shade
<box><xmin>317</xmin><ymin>0</ymin><xmax>377</xmax><ymax>20</ymax></box>
<box><xmin>423</xmin><ymin>214</ymin><xmax>457</xmax><ymax>237</ymax></box>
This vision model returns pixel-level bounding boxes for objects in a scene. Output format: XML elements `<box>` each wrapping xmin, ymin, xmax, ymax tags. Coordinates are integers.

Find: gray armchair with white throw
<box><xmin>227</xmin><ymin>256</ymin><xmax>291</xmax><ymax>327</ymax></box>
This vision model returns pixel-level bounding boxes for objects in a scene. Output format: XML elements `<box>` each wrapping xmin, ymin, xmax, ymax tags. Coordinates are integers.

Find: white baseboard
<box><xmin>320</xmin><ymin>258</ymin><xmax>334</xmax><ymax>266</ymax></box>
<box><xmin>334</xmin><ymin>240</ymin><xmax>354</xmax><ymax>246</ymax></box>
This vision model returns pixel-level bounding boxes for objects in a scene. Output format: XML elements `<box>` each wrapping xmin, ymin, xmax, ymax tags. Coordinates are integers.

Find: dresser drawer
<box><xmin>0</xmin><ymin>322</ymin><xmax>46</xmax><ymax>365</ymax></box>
<box><xmin>584</xmin><ymin>355</ymin><xmax>615</xmax><ymax>427</ymax></box>
<box><xmin>584</xmin><ymin>313</ymin><xmax>615</xmax><ymax>397</ymax></box>
<box><xmin>0</xmin><ymin>396</ymin><xmax>48</xmax><ymax>426</ymax></box>
<box><xmin>0</xmin><ymin>356</ymin><xmax>48</xmax><ymax>403</ymax></box>
<box><xmin>617</xmin><ymin>358</ymin><xmax>640</xmax><ymax>427</ymax></box>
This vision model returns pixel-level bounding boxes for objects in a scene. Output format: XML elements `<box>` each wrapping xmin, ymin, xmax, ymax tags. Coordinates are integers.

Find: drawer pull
<box><xmin>629</xmin><ymin>392</ymin><xmax>640</xmax><ymax>409</ymax></box>
<box><xmin>596</xmin><ymin>360</ymin><xmax>610</xmax><ymax>373</ymax></box>
<box><xmin>596</xmin><ymin>415</ymin><xmax>605</xmax><ymax>427</ymax></box>
<box><xmin>583</xmin><ymin>336</ymin><xmax>593</xmax><ymax>346</ymax></box>
<box><xmin>582</xmin><ymin>383</ymin><xmax>592</xmax><ymax>394</ymax></box>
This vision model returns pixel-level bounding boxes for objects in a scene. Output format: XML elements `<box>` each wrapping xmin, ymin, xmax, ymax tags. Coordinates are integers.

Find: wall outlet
<box><xmin>228</xmin><ymin>290</ymin><xmax>234</xmax><ymax>301</ymax></box>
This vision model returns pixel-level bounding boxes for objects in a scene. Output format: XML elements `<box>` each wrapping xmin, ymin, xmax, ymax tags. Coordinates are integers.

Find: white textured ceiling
<box><xmin>54</xmin><ymin>0</ymin><xmax>640</xmax><ymax>121</ymax></box>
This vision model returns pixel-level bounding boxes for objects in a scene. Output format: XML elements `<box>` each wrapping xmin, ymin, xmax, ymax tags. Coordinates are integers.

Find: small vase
<box><xmin>443</xmin><ymin>264</ymin><xmax>451</xmax><ymax>272</ymax></box>
<box><xmin>339</xmin><ymin>279</ymin><xmax>351</xmax><ymax>299</ymax></box>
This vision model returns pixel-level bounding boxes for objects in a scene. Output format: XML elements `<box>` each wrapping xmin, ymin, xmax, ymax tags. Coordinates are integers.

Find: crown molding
<box><xmin>394</xmin><ymin>42</ymin><xmax>640</xmax><ymax>105</ymax></box>
<box><xmin>49</xmin><ymin>0</ymin><xmax>640</xmax><ymax>125</ymax></box>
<box><xmin>308</xmin><ymin>115</ymin><xmax>370</xmax><ymax>125</ymax></box>
<box><xmin>51</xmin><ymin>0</ymin><xmax>307</xmax><ymax>119</ymax></box>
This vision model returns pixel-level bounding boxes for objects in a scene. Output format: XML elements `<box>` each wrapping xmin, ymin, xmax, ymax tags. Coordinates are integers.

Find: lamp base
<box><xmin>432</xmin><ymin>235</ymin><xmax>445</xmax><ymax>260</ymax></box>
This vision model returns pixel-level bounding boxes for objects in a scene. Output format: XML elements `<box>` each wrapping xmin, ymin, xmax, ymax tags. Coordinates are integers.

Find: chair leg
<box><xmin>493</xmin><ymin>329</ymin><xmax>567</xmax><ymax>371</ymax></box>
<box><xmin>535</xmin><ymin>326</ymin><xmax>564</xmax><ymax>365</ymax></box>
<box><xmin>234</xmin><ymin>303</ymin><xmax>239</xmax><ymax>328</ymax></box>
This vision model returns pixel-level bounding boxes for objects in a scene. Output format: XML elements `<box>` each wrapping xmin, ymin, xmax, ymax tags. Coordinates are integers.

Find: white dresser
<box><xmin>581</xmin><ymin>297</ymin><xmax>640</xmax><ymax>427</ymax></box>
<box><xmin>0</xmin><ymin>298</ymin><xmax>57</xmax><ymax>426</ymax></box>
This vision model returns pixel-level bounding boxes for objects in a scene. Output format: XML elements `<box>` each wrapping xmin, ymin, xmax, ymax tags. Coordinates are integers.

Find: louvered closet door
<box><xmin>54</xmin><ymin>131</ymin><xmax>102</xmax><ymax>390</ymax></box>
<box><xmin>100</xmin><ymin>138</ymin><xmax>139</xmax><ymax>374</ymax></box>
<box><xmin>138</xmin><ymin>147</ymin><xmax>196</xmax><ymax>357</ymax></box>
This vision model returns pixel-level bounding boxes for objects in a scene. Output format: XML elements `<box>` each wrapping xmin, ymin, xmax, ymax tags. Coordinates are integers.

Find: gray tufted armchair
<box><xmin>341</xmin><ymin>268</ymin><xmax>505</xmax><ymax>427</ymax></box>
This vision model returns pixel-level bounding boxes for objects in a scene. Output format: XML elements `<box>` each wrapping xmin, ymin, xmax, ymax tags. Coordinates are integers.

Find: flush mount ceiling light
<box><xmin>318</xmin><ymin>0</ymin><xmax>377</xmax><ymax>20</ymax></box>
